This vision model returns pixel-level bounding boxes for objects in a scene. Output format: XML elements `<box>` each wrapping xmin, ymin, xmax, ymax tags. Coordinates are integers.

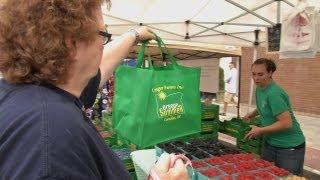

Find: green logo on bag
<box><xmin>153</xmin><ymin>85</ymin><xmax>185</xmax><ymax>121</ymax></box>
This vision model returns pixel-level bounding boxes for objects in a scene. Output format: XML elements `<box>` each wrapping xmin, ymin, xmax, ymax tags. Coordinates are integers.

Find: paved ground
<box><xmin>217</xmin><ymin>103</ymin><xmax>320</xmax><ymax>179</ymax></box>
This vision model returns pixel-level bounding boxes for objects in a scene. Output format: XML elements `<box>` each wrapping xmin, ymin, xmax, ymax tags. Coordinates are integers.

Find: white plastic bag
<box><xmin>279</xmin><ymin>0</ymin><xmax>319</xmax><ymax>59</ymax></box>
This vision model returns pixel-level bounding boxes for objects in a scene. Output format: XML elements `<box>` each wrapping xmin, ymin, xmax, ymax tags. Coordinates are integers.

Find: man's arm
<box><xmin>99</xmin><ymin>27</ymin><xmax>155</xmax><ymax>87</ymax></box>
<box><xmin>260</xmin><ymin>111</ymin><xmax>292</xmax><ymax>133</ymax></box>
<box><xmin>245</xmin><ymin>111</ymin><xmax>292</xmax><ymax>139</ymax></box>
<box><xmin>243</xmin><ymin>109</ymin><xmax>258</xmax><ymax>122</ymax></box>
<box><xmin>224</xmin><ymin>73</ymin><xmax>231</xmax><ymax>83</ymax></box>
<box><xmin>232</xmin><ymin>69</ymin><xmax>238</xmax><ymax>81</ymax></box>
<box><xmin>79</xmin><ymin>27</ymin><xmax>154</xmax><ymax>108</ymax></box>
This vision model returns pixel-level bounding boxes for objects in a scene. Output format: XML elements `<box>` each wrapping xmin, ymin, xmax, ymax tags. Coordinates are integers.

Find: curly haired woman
<box><xmin>0</xmin><ymin>1</ymin><xmax>189</xmax><ymax>180</ymax></box>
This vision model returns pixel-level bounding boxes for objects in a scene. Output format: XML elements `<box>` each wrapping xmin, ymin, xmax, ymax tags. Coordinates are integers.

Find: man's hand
<box><xmin>245</xmin><ymin>125</ymin><xmax>263</xmax><ymax>139</ymax></box>
<box><xmin>242</xmin><ymin>109</ymin><xmax>258</xmax><ymax>123</ymax></box>
<box><xmin>242</xmin><ymin>113</ymin><xmax>252</xmax><ymax>123</ymax></box>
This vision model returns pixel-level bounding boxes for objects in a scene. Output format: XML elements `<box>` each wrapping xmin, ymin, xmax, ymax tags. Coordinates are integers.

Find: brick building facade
<box><xmin>238</xmin><ymin>47</ymin><xmax>320</xmax><ymax>115</ymax></box>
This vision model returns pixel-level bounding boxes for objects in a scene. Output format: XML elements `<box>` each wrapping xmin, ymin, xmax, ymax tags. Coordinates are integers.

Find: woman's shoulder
<box><xmin>268</xmin><ymin>82</ymin><xmax>288</xmax><ymax>98</ymax></box>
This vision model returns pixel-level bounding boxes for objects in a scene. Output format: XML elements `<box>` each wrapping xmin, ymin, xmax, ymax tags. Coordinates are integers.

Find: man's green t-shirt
<box><xmin>256</xmin><ymin>81</ymin><xmax>305</xmax><ymax>148</ymax></box>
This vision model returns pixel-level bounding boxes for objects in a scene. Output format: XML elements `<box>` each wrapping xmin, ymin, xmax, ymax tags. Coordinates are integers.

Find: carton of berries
<box><xmin>155</xmin><ymin>139</ymin><xmax>292</xmax><ymax>179</ymax></box>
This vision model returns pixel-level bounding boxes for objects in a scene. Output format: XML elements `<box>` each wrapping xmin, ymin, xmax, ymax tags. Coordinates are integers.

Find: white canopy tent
<box><xmin>102</xmin><ymin>0</ymin><xmax>319</xmax><ymax>114</ymax></box>
<box><xmin>103</xmin><ymin>0</ymin><xmax>318</xmax><ymax>48</ymax></box>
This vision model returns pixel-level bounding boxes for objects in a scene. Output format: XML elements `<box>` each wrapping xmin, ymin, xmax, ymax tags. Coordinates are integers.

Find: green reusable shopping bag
<box><xmin>112</xmin><ymin>36</ymin><xmax>201</xmax><ymax>148</ymax></box>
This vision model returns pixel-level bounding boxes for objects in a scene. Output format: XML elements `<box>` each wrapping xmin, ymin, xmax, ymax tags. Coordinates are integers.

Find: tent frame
<box><xmin>105</xmin><ymin>0</ymin><xmax>294</xmax><ymax>45</ymax></box>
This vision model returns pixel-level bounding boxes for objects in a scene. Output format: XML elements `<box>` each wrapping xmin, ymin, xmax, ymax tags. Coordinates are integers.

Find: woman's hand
<box><xmin>134</xmin><ymin>26</ymin><xmax>156</xmax><ymax>42</ymax></box>
<box><xmin>150</xmin><ymin>153</ymin><xmax>189</xmax><ymax>180</ymax></box>
<box><xmin>245</xmin><ymin>125</ymin><xmax>264</xmax><ymax>139</ymax></box>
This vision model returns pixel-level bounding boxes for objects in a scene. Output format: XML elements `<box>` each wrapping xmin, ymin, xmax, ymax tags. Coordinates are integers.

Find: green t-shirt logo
<box><xmin>156</xmin><ymin>91</ymin><xmax>185</xmax><ymax>121</ymax></box>
<box><xmin>261</xmin><ymin>101</ymin><xmax>267</xmax><ymax>108</ymax></box>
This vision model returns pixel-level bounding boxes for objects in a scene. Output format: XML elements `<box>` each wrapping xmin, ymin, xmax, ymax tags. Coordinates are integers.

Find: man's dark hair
<box><xmin>252</xmin><ymin>58</ymin><xmax>277</xmax><ymax>73</ymax></box>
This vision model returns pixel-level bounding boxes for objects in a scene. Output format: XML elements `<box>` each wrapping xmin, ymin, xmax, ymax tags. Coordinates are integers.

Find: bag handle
<box><xmin>136</xmin><ymin>40</ymin><xmax>147</xmax><ymax>68</ymax></box>
<box><xmin>283</xmin><ymin>0</ymin><xmax>308</xmax><ymax>21</ymax></box>
<box><xmin>154</xmin><ymin>35</ymin><xmax>178</xmax><ymax>67</ymax></box>
<box><xmin>136</xmin><ymin>35</ymin><xmax>179</xmax><ymax>68</ymax></box>
<box><xmin>136</xmin><ymin>41</ymin><xmax>154</xmax><ymax>69</ymax></box>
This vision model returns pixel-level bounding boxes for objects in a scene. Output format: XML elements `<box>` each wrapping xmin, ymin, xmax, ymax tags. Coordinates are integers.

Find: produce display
<box><xmin>194</xmin><ymin>155</ymin><xmax>290</xmax><ymax>179</ymax></box>
<box><xmin>94</xmin><ymin>94</ymin><xmax>307</xmax><ymax>180</ymax></box>
<box><xmin>101</xmin><ymin>75</ymin><xmax>114</xmax><ymax>113</ymax></box>
<box><xmin>157</xmin><ymin>139</ymin><xmax>240</xmax><ymax>160</ymax></box>
<box><xmin>156</xmin><ymin>138</ymin><xmax>291</xmax><ymax>180</ymax></box>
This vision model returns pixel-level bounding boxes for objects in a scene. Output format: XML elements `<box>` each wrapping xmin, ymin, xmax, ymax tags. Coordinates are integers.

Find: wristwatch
<box><xmin>128</xmin><ymin>29</ymin><xmax>140</xmax><ymax>44</ymax></box>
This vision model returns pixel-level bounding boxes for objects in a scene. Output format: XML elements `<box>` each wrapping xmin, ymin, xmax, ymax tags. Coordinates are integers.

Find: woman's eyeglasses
<box><xmin>98</xmin><ymin>30</ymin><xmax>112</xmax><ymax>45</ymax></box>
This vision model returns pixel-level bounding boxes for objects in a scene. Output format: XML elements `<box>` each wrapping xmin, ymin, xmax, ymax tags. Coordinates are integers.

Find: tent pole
<box><xmin>190</xmin><ymin>0</ymin><xmax>275</xmax><ymax>38</ymax></box>
<box><xmin>281</xmin><ymin>0</ymin><xmax>294</xmax><ymax>7</ymax></box>
<box><xmin>248</xmin><ymin>30</ymin><xmax>260</xmax><ymax>113</ymax></box>
<box><xmin>185</xmin><ymin>20</ymin><xmax>190</xmax><ymax>40</ymax></box>
<box><xmin>277</xmin><ymin>0</ymin><xmax>281</xmax><ymax>24</ymax></box>
<box><xmin>106</xmin><ymin>22</ymin><xmax>183</xmax><ymax>26</ymax></box>
<box><xmin>193</xmin><ymin>22</ymin><xmax>270</xmax><ymax>27</ymax></box>
<box><xmin>225</xmin><ymin>0</ymin><xmax>275</xmax><ymax>25</ymax></box>
<box><xmin>145</xmin><ymin>26</ymin><xmax>184</xmax><ymax>37</ymax></box>
<box><xmin>191</xmin><ymin>23</ymin><xmax>254</xmax><ymax>43</ymax></box>
<box><xmin>248</xmin><ymin>47</ymin><xmax>257</xmax><ymax>113</ymax></box>
<box><xmin>237</xmin><ymin>56</ymin><xmax>241</xmax><ymax>118</ymax></box>
<box><xmin>198</xmin><ymin>30</ymin><xmax>261</xmax><ymax>36</ymax></box>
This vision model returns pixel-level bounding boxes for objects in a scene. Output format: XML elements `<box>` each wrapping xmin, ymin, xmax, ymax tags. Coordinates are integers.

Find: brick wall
<box><xmin>239</xmin><ymin>47</ymin><xmax>320</xmax><ymax>115</ymax></box>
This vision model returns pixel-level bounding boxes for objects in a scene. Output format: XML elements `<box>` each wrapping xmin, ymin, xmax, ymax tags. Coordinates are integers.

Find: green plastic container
<box><xmin>236</xmin><ymin>139</ymin><xmax>262</xmax><ymax>155</ymax></box>
<box><xmin>129</xmin><ymin>171</ymin><xmax>137</xmax><ymax>180</ymax></box>
<box><xmin>201</xmin><ymin>121</ymin><xmax>214</xmax><ymax>133</ymax></box>
<box><xmin>198</xmin><ymin>132</ymin><xmax>218</xmax><ymax>140</ymax></box>
<box><xmin>249</xmin><ymin>116</ymin><xmax>261</xmax><ymax>126</ymax></box>
<box><xmin>212</xmin><ymin>120</ymin><xmax>220</xmax><ymax>133</ymax></box>
<box><xmin>219</xmin><ymin>118</ymin><xmax>251</xmax><ymax>139</ymax></box>
<box><xmin>201</xmin><ymin>104</ymin><xmax>219</xmax><ymax>120</ymax></box>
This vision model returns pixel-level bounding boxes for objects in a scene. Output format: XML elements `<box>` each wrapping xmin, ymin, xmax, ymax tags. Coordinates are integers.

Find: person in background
<box><xmin>0</xmin><ymin>0</ymin><xmax>188</xmax><ymax>179</ymax></box>
<box><xmin>220</xmin><ymin>62</ymin><xmax>238</xmax><ymax>116</ymax></box>
<box><xmin>244</xmin><ymin>58</ymin><xmax>305</xmax><ymax>175</ymax></box>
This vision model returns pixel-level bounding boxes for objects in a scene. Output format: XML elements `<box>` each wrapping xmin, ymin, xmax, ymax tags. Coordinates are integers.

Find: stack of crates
<box><xmin>219</xmin><ymin>118</ymin><xmax>251</xmax><ymax>139</ymax></box>
<box><xmin>236</xmin><ymin>117</ymin><xmax>263</xmax><ymax>155</ymax></box>
<box><xmin>236</xmin><ymin>137</ymin><xmax>262</xmax><ymax>155</ymax></box>
<box><xmin>199</xmin><ymin>103</ymin><xmax>220</xmax><ymax>140</ymax></box>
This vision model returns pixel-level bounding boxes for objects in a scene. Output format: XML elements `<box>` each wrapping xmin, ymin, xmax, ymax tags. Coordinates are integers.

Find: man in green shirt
<box><xmin>244</xmin><ymin>58</ymin><xmax>305</xmax><ymax>175</ymax></box>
